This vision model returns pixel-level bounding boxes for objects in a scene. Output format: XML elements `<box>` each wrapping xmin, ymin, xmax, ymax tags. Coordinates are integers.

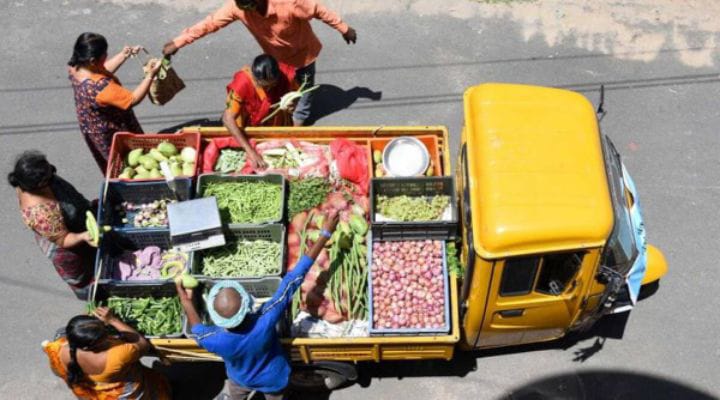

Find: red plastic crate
<box><xmin>106</xmin><ymin>132</ymin><xmax>201</xmax><ymax>180</ymax></box>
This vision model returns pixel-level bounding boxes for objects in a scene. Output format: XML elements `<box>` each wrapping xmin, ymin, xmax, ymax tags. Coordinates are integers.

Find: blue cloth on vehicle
<box><xmin>191</xmin><ymin>255</ymin><xmax>314</xmax><ymax>393</ymax></box>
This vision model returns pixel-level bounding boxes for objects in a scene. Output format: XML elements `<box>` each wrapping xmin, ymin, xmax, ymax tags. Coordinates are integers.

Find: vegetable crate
<box><xmin>106</xmin><ymin>132</ymin><xmax>201</xmax><ymax>180</ymax></box>
<box><xmin>369</xmin><ymin>135</ymin><xmax>442</xmax><ymax>177</ymax></box>
<box><xmin>95</xmin><ymin>229</ymin><xmax>189</xmax><ymax>285</ymax></box>
<box><xmin>97</xmin><ymin>179</ymin><xmax>193</xmax><ymax>232</ymax></box>
<box><xmin>189</xmin><ymin>224</ymin><xmax>286</xmax><ymax>297</ymax></box>
<box><xmin>370</xmin><ymin>176</ymin><xmax>459</xmax><ymax>241</ymax></box>
<box><xmin>92</xmin><ymin>282</ymin><xmax>185</xmax><ymax>339</ymax></box>
<box><xmin>367</xmin><ymin>237</ymin><xmax>451</xmax><ymax>335</ymax></box>
<box><xmin>196</xmin><ymin>173</ymin><xmax>287</xmax><ymax>227</ymax></box>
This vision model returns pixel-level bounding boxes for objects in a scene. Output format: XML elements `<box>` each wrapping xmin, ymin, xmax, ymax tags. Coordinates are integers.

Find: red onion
<box><xmin>371</xmin><ymin>240</ymin><xmax>447</xmax><ymax>331</ymax></box>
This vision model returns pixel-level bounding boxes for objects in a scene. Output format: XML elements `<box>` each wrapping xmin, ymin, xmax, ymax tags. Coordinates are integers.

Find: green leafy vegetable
<box><xmin>106</xmin><ymin>296</ymin><xmax>183</xmax><ymax>336</ymax></box>
<box><xmin>288</xmin><ymin>178</ymin><xmax>330</xmax><ymax>217</ymax></box>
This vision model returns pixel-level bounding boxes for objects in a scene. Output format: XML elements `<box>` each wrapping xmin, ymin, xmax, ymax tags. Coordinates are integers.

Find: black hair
<box><xmin>251</xmin><ymin>54</ymin><xmax>280</xmax><ymax>83</ymax></box>
<box><xmin>65</xmin><ymin>315</ymin><xmax>107</xmax><ymax>386</ymax></box>
<box><xmin>7</xmin><ymin>151</ymin><xmax>56</xmax><ymax>192</ymax></box>
<box><xmin>235</xmin><ymin>0</ymin><xmax>257</xmax><ymax>8</ymax></box>
<box><xmin>68</xmin><ymin>32</ymin><xmax>108</xmax><ymax>67</ymax></box>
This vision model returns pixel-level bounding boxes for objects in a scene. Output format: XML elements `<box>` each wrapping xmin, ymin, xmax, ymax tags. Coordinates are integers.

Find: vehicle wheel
<box><xmin>289</xmin><ymin>362</ymin><xmax>357</xmax><ymax>392</ymax></box>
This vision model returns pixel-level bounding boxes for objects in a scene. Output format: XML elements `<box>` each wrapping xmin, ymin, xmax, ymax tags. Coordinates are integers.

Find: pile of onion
<box><xmin>371</xmin><ymin>240</ymin><xmax>446</xmax><ymax>330</ymax></box>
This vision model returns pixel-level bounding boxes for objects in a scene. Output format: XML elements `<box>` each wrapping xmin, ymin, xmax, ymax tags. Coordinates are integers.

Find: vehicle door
<box><xmin>476</xmin><ymin>250</ymin><xmax>598</xmax><ymax>348</ymax></box>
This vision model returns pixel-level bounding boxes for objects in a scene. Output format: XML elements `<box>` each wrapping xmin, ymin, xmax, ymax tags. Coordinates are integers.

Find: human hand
<box><xmin>94</xmin><ymin>307</ymin><xmax>117</xmax><ymax>324</ymax></box>
<box><xmin>175</xmin><ymin>280</ymin><xmax>193</xmax><ymax>303</ymax></box>
<box><xmin>342</xmin><ymin>27</ymin><xmax>357</xmax><ymax>44</ymax></box>
<box><xmin>81</xmin><ymin>231</ymin><xmax>97</xmax><ymax>247</ymax></box>
<box><xmin>146</xmin><ymin>58</ymin><xmax>163</xmax><ymax>76</ymax></box>
<box><xmin>322</xmin><ymin>211</ymin><xmax>340</xmax><ymax>234</ymax></box>
<box><xmin>162</xmin><ymin>41</ymin><xmax>179</xmax><ymax>57</ymax></box>
<box><xmin>248</xmin><ymin>150</ymin><xmax>268</xmax><ymax>170</ymax></box>
<box><xmin>123</xmin><ymin>45</ymin><xmax>144</xmax><ymax>59</ymax></box>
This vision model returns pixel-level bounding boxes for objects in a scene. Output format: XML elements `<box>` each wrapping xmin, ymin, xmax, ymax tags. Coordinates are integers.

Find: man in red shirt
<box><xmin>163</xmin><ymin>0</ymin><xmax>357</xmax><ymax>127</ymax></box>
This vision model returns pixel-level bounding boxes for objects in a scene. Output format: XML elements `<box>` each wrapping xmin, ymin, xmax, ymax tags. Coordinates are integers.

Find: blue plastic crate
<box><xmin>97</xmin><ymin>179</ymin><xmax>193</xmax><ymax>231</ymax></box>
<box><xmin>367</xmin><ymin>236</ymin><xmax>451</xmax><ymax>335</ymax></box>
<box><xmin>94</xmin><ymin>229</ymin><xmax>189</xmax><ymax>285</ymax></box>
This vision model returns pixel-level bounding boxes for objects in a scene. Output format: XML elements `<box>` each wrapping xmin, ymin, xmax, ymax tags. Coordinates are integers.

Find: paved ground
<box><xmin>1</xmin><ymin>0</ymin><xmax>719</xmax><ymax>398</ymax></box>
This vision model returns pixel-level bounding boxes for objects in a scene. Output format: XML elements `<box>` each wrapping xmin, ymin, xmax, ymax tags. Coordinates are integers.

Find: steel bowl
<box><xmin>382</xmin><ymin>136</ymin><xmax>430</xmax><ymax>177</ymax></box>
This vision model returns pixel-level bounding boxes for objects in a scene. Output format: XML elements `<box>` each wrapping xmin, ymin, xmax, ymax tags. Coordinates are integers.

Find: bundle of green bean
<box><xmin>376</xmin><ymin>195</ymin><xmax>450</xmax><ymax>221</ymax></box>
<box><xmin>202</xmin><ymin>239</ymin><xmax>281</xmax><ymax>278</ymax></box>
<box><xmin>288</xmin><ymin>178</ymin><xmax>330</xmax><ymax>217</ymax></box>
<box><xmin>203</xmin><ymin>181</ymin><xmax>282</xmax><ymax>224</ymax></box>
<box><xmin>214</xmin><ymin>148</ymin><xmax>246</xmax><ymax>173</ymax></box>
<box><xmin>106</xmin><ymin>296</ymin><xmax>183</xmax><ymax>336</ymax></box>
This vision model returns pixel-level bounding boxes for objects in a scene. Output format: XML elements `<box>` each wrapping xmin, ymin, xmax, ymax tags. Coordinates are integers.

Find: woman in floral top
<box><xmin>68</xmin><ymin>32</ymin><xmax>162</xmax><ymax>173</ymax></box>
<box><xmin>9</xmin><ymin>151</ymin><xmax>97</xmax><ymax>299</ymax></box>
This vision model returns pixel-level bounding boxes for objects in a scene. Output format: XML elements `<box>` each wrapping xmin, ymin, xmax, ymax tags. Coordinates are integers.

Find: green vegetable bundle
<box><xmin>106</xmin><ymin>296</ymin><xmax>183</xmax><ymax>336</ymax></box>
<box><xmin>202</xmin><ymin>240</ymin><xmax>281</xmax><ymax>278</ymax></box>
<box><xmin>203</xmin><ymin>181</ymin><xmax>282</xmax><ymax>224</ymax></box>
<box><xmin>376</xmin><ymin>195</ymin><xmax>450</xmax><ymax>222</ymax></box>
<box><xmin>214</xmin><ymin>148</ymin><xmax>246</xmax><ymax>173</ymax></box>
<box><xmin>288</xmin><ymin>178</ymin><xmax>331</xmax><ymax>217</ymax></box>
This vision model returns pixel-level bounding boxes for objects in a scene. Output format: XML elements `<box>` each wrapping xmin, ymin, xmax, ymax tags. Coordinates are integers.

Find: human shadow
<box><xmin>305</xmin><ymin>85</ymin><xmax>382</xmax><ymax>125</ymax></box>
<box><xmin>501</xmin><ymin>370</ymin><xmax>717</xmax><ymax>400</ymax></box>
<box><xmin>477</xmin><ymin>311</ymin><xmax>632</xmax><ymax>363</ymax></box>
<box><xmin>158</xmin><ymin>118</ymin><xmax>223</xmax><ymax>133</ymax></box>
<box><xmin>150</xmin><ymin>360</ymin><xmax>226</xmax><ymax>399</ymax></box>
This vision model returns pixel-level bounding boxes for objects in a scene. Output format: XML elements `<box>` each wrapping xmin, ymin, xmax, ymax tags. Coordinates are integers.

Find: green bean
<box><xmin>202</xmin><ymin>239</ymin><xmax>281</xmax><ymax>278</ymax></box>
<box><xmin>376</xmin><ymin>195</ymin><xmax>450</xmax><ymax>221</ymax></box>
<box><xmin>203</xmin><ymin>181</ymin><xmax>282</xmax><ymax>224</ymax></box>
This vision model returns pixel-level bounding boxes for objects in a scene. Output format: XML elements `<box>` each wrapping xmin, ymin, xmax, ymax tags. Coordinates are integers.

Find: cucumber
<box><xmin>85</xmin><ymin>211</ymin><xmax>99</xmax><ymax>247</ymax></box>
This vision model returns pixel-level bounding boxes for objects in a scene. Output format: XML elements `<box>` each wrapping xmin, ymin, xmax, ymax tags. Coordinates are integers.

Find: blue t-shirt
<box><xmin>191</xmin><ymin>255</ymin><xmax>314</xmax><ymax>392</ymax></box>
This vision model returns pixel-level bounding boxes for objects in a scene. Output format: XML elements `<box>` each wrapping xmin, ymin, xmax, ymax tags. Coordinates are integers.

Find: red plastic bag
<box><xmin>330</xmin><ymin>139</ymin><xmax>369</xmax><ymax>195</ymax></box>
<box><xmin>201</xmin><ymin>137</ymin><xmax>242</xmax><ymax>173</ymax></box>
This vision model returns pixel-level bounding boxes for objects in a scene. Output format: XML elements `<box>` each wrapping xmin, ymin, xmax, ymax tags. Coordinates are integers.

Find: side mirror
<box><xmin>596</xmin><ymin>84</ymin><xmax>606</xmax><ymax>123</ymax></box>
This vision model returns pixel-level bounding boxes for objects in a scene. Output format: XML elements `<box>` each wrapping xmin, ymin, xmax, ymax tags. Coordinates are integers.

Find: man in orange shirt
<box><xmin>163</xmin><ymin>0</ymin><xmax>357</xmax><ymax>127</ymax></box>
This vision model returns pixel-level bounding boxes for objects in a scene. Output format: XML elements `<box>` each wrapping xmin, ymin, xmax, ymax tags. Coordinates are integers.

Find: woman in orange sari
<box><xmin>43</xmin><ymin>307</ymin><xmax>171</xmax><ymax>400</ymax></box>
<box><xmin>222</xmin><ymin>54</ymin><xmax>298</xmax><ymax>170</ymax></box>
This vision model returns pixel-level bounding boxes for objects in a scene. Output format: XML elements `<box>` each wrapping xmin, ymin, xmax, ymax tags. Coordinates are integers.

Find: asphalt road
<box><xmin>1</xmin><ymin>1</ymin><xmax>719</xmax><ymax>399</ymax></box>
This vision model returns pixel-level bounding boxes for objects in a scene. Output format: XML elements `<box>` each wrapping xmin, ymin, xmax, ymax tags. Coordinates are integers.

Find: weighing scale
<box><xmin>168</xmin><ymin>196</ymin><xmax>225</xmax><ymax>252</ymax></box>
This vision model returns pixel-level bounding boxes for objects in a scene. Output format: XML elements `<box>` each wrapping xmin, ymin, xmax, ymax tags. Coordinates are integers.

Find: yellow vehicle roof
<box><xmin>463</xmin><ymin>83</ymin><xmax>613</xmax><ymax>259</ymax></box>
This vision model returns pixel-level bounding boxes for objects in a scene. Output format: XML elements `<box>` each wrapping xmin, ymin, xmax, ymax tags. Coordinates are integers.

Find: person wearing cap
<box><xmin>175</xmin><ymin>212</ymin><xmax>339</xmax><ymax>400</ymax></box>
<box><xmin>162</xmin><ymin>0</ymin><xmax>357</xmax><ymax>128</ymax></box>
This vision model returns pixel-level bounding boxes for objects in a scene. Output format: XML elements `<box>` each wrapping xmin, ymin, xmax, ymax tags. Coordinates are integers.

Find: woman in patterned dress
<box><xmin>68</xmin><ymin>32</ymin><xmax>162</xmax><ymax>173</ymax></box>
<box><xmin>43</xmin><ymin>308</ymin><xmax>171</xmax><ymax>400</ymax></box>
<box><xmin>8</xmin><ymin>151</ymin><xmax>97</xmax><ymax>299</ymax></box>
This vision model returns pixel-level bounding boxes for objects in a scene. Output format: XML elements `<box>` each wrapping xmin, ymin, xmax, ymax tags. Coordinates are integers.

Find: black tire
<box><xmin>289</xmin><ymin>362</ymin><xmax>357</xmax><ymax>392</ymax></box>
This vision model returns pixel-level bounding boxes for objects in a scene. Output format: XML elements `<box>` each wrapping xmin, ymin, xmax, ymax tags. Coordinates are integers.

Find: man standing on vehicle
<box><xmin>175</xmin><ymin>212</ymin><xmax>339</xmax><ymax>400</ymax></box>
<box><xmin>162</xmin><ymin>0</ymin><xmax>357</xmax><ymax>128</ymax></box>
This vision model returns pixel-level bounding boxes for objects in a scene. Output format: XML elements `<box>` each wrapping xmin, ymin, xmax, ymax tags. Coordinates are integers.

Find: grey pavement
<box><xmin>0</xmin><ymin>0</ymin><xmax>719</xmax><ymax>399</ymax></box>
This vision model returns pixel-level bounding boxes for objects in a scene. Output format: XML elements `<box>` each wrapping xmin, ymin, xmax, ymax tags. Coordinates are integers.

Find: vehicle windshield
<box><xmin>601</xmin><ymin>135</ymin><xmax>638</xmax><ymax>275</ymax></box>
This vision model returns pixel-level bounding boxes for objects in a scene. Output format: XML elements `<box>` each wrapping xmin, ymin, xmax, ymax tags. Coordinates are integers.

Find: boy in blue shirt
<box><xmin>175</xmin><ymin>212</ymin><xmax>338</xmax><ymax>399</ymax></box>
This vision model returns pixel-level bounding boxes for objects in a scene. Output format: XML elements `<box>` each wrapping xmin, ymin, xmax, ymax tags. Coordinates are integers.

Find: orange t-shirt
<box><xmin>173</xmin><ymin>0</ymin><xmax>349</xmax><ymax>68</ymax></box>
